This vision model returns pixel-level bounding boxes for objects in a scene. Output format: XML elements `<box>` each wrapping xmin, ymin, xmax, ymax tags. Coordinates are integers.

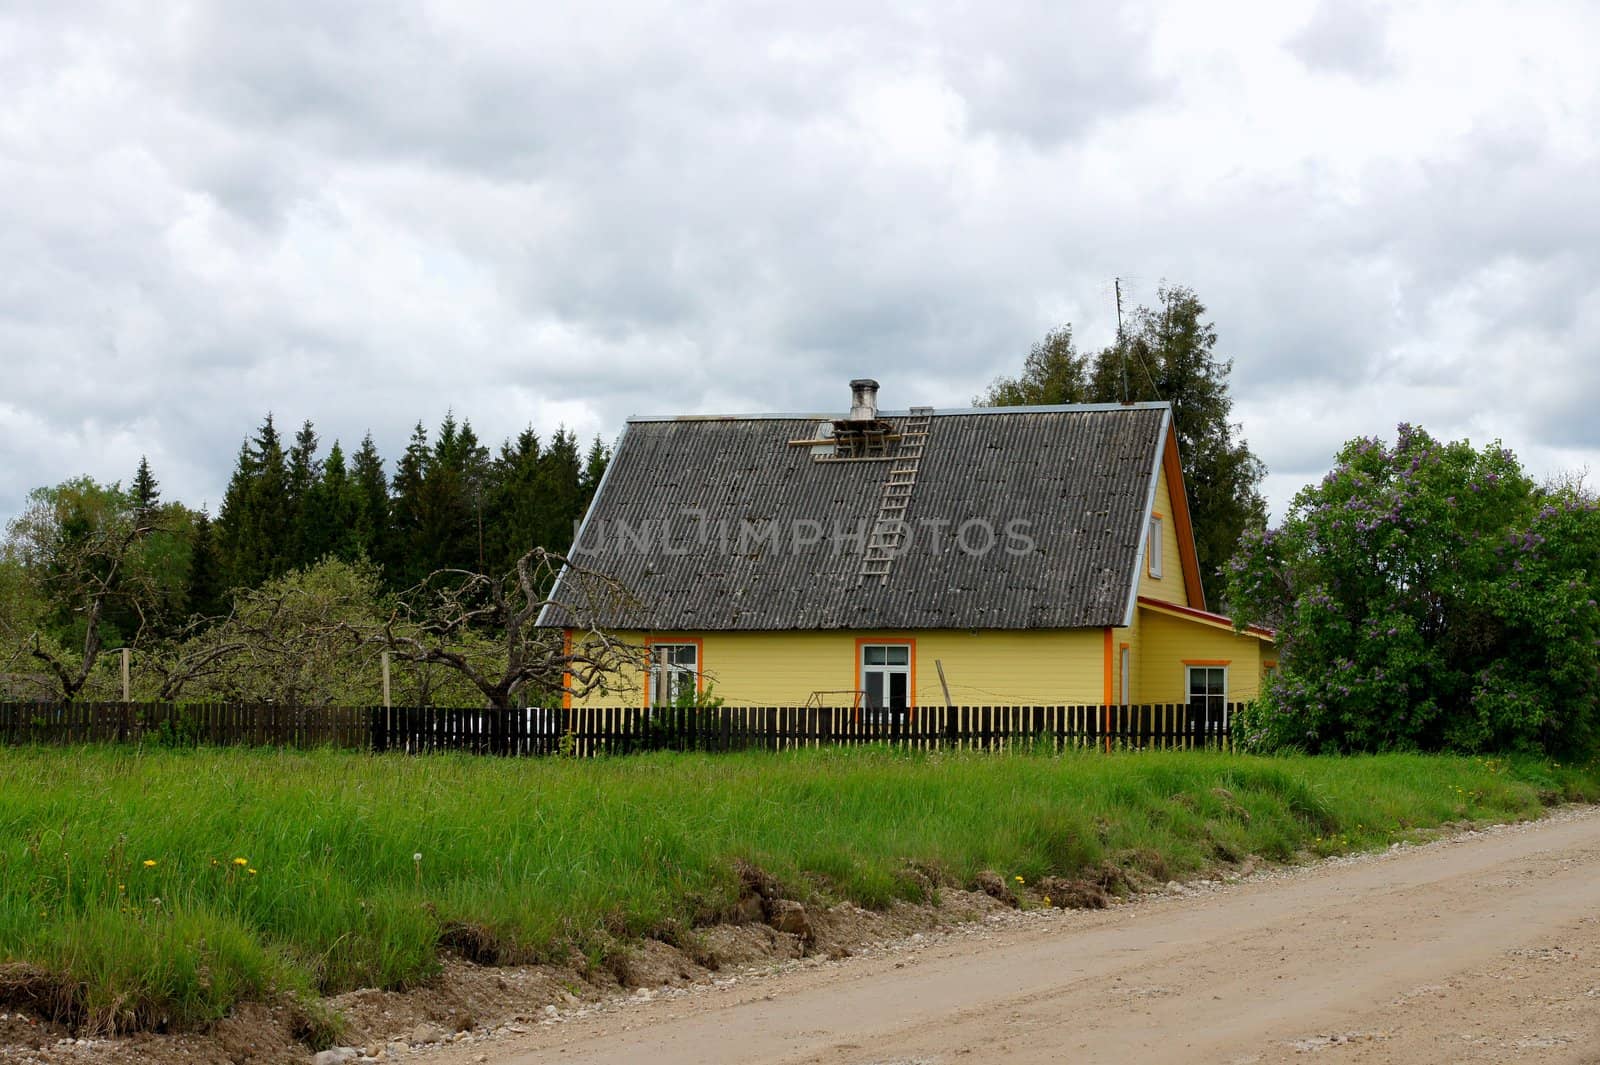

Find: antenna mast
<box><xmin>1115</xmin><ymin>277</ymin><xmax>1129</xmax><ymax>404</ymax></box>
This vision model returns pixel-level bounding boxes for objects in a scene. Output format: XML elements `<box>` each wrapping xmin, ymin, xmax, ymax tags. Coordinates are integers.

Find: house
<box><xmin>544</xmin><ymin>380</ymin><xmax>1274</xmax><ymax>712</ymax></box>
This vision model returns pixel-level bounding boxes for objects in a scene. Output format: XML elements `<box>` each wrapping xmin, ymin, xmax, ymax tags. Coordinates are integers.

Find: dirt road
<box><xmin>433</xmin><ymin>806</ymin><xmax>1600</xmax><ymax>1065</ymax></box>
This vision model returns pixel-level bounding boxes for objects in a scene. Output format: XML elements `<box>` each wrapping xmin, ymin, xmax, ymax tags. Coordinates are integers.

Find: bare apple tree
<box><xmin>4</xmin><ymin>481</ymin><xmax>162</xmax><ymax>701</ymax></box>
<box><xmin>374</xmin><ymin>547</ymin><xmax>640</xmax><ymax>709</ymax></box>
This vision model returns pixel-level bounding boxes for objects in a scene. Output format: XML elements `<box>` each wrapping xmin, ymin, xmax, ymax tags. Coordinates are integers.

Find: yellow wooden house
<box><xmin>544</xmin><ymin>380</ymin><xmax>1273</xmax><ymax>713</ymax></box>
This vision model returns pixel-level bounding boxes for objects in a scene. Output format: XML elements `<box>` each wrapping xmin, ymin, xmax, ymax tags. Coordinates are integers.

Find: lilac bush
<box><xmin>1227</xmin><ymin>426</ymin><xmax>1600</xmax><ymax>755</ymax></box>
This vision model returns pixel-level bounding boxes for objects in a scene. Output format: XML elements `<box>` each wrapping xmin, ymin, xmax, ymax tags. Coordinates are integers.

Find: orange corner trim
<box><xmin>1137</xmin><ymin>595</ymin><xmax>1276</xmax><ymax>641</ymax></box>
<box><xmin>561</xmin><ymin>629</ymin><xmax>573</xmax><ymax>710</ymax></box>
<box><xmin>1102</xmin><ymin>629</ymin><xmax>1114</xmax><ymax>707</ymax></box>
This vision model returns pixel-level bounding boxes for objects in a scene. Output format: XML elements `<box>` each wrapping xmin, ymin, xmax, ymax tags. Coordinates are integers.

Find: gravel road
<box><xmin>431</xmin><ymin>805</ymin><xmax>1600</xmax><ymax>1065</ymax></box>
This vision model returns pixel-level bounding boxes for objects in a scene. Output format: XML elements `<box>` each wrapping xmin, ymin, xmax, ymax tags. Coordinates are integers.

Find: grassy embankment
<box><xmin>0</xmin><ymin>744</ymin><xmax>1595</xmax><ymax>1034</ymax></box>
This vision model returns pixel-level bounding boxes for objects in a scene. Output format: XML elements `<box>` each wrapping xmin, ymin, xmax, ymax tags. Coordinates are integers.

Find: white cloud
<box><xmin>2</xmin><ymin>0</ymin><xmax>1598</xmax><ymax>525</ymax></box>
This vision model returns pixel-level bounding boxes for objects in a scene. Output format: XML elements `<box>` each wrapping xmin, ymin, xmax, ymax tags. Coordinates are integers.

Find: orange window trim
<box><xmin>854</xmin><ymin>636</ymin><xmax>918</xmax><ymax>718</ymax></box>
<box><xmin>1160</xmin><ymin>425</ymin><xmax>1207</xmax><ymax>610</ymax></box>
<box><xmin>1182</xmin><ymin>659</ymin><xmax>1232</xmax><ymax>667</ymax></box>
<box><xmin>1150</xmin><ymin>510</ymin><xmax>1164</xmax><ymax>519</ymax></box>
<box><xmin>1263</xmin><ymin>659</ymin><xmax>1279</xmax><ymax>670</ymax></box>
<box><xmin>642</xmin><ymin>635</ymin><xmax>706</xmax><ymax>710</ymax></box>
<box><xmin>561</xmin><ymin>629</ymin><xmax>573</xmax><ymax>709</ymax></box>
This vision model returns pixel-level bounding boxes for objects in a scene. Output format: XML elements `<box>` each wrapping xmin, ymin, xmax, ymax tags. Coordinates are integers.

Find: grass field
<box><xmin>0</xmin><ymin>744</ymin><xmax>1595</xmax><ymax>1034</ymax></box>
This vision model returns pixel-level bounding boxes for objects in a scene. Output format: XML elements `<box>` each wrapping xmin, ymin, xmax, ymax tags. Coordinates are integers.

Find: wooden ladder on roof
<box><xmin>859</xmin><ymin>407</ymin><xmax>933</xmax><ymax>584</ymax></box>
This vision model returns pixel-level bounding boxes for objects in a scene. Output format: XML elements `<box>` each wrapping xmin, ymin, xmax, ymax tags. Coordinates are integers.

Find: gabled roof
<box><xmin>544</xmin><ymin>401</ymin><xmax>1185</xmax><ymax>632</ymax></box>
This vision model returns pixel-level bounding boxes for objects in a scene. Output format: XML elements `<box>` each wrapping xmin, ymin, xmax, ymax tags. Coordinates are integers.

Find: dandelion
<box><xmin>233</xmin><ymin>857</ymin><xmax>248</xmax><ymax>866</ymax></box>
<box><xmin>1014</xmin><ymin>875</ymin><xmax>1024</xmax><ymax>883</ymax></box>
<box><xmin>1043</xmin><ymin>896</ymin><xmax>1052</xmax><ymax>907</ymax></box>
<box><xmin>142</xmin><ymin>859</ymin><xmax>157</xmax><ymax>868</ymax></box>
<box><xmin>248</xmin><ymin>868</ymin><xmax>257</xmax><ymax>876</ymax></box>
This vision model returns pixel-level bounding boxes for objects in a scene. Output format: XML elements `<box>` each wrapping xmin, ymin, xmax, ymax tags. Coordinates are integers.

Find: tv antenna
<box><xmin>1115</xmin><ymin>277</ymin><xmax>1129</xmax><ymax>404</ymax></box>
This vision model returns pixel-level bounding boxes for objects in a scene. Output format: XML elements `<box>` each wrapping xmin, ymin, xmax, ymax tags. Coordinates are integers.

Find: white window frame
<box><xmin>648</xmin><ymin>643</ymin><xmax>699</xmax><ymax>708</ymax></box>
<box><xmin>860</xmin><ymin>643</ymin><xmax>911</xmax><ymax>716</ymax></box>
<box><xmin>1186</xmin><ymin>665</ymin><xmax>1228</xmax><ymax>726</ymax></box>
<box><xmin>1148</xmin><ymin>515</ymin><xmax>1164</xmax><ymax>579</ymax></box>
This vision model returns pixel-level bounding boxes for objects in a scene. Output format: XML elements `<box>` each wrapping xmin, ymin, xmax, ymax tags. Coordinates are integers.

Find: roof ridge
<box><xmin>627</xmin><ymin>401</ymin><xmax>1171</xmax><ymax>424</ymax></box>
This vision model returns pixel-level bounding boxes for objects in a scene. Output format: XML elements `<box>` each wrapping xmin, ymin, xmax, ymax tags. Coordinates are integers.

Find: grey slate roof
<box><xmin>544</xmin><ymin>402</ymin><xmax>1171</xmax><ymax>632</ymax></box>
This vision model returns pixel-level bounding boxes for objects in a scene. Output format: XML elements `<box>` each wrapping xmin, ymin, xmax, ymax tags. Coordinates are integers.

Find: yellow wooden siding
<box><xmin>571</xmin><ymin>628</ymin><xmax>1110</xmax><ymax>708</ymax></box>
<box><xmin>1136</xmin><ymin>607</ymin><xmax>1266</xmax><ymax>703</ymax></box>
<box><xmin>573</xmin><ymin>609</ymin><xmax>1271</xmax><ymax>709</ymax></box>
<box><xmin>1137</xmin><ymin>463</ymin><xmax>1188</xmax><ymax>606</ymax></box>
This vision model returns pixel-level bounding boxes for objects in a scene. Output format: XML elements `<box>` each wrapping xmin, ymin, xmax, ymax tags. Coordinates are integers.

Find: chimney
<box><xmin>848</xmin><ymin>378</ymin><xmax>880</xmax><ymax>422</ymax></box>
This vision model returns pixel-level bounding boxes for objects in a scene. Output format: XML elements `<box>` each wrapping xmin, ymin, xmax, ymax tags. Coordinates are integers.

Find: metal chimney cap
<box><xmin>848</xmin><ymin>379</ymin><xmax>880</xmax><ymax>421</ymax></box>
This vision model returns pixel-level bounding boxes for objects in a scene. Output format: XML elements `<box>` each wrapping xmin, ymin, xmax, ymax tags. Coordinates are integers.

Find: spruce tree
<box><xmin>536</xmin><ymin>428</ymin><xmax>584</xmax><ymax>557</ymax></box>
<box><xmin>285</xmin><ymin>420</ymin><xmax>321</xmax><ymax>568</ymax></box>
<box><xmin>131</xmin><ymin>456</ymin><xmax>160</xmax><ymax>518</ymax></box>
<box><xmin>185</xmin><ymin>507</ymin><xmax>226</xmax><ymax>619</ymax></box>
<box><xmin>580</xmin><ymin>435</ymin><xmax>610</xmax><ymax>506</ymax></box>
<box><xmin>485</xmin><ymin>427</ymin><xmax>542</xmax><ymax>575</ymax></box>
<box><xmin>215</xmin><ymin>440</ymin><xmax>258</xmax><ymax>588</ymax></box>
<box><xmin>350</xmin><ymin>432</ymin><xmax>391</xmax><ymax>568</ymax></box>
<box><xmin>389</xmin><ymin>422</ymin><xmax>431</xmax><ymax>587</ymax></box>
<box><xmin>215</xmin><ymin>414</ymin><xmax>292</xmax><ymax>588</ymax></box>
<box><xmin>301</xmin><ymin>441</ymin><xmax>362</xmax><ymax>563</ymax></box>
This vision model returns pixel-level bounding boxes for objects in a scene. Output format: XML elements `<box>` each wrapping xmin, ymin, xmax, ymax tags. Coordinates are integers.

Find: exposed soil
<box><xmin>5</xmin><ymin>808</ymin><xmax>1599</xmax><ymax>1065</ymax></box>
<box><xmin>0</xmin><ymin>868</ymin><xmax>1015</xmax><ymax>1065</ymax></box>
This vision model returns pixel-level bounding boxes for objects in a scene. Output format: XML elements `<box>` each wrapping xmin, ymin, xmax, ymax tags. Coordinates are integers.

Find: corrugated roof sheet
<box><xmin>545</xmin><ymin>404</ymin><xmax>1168</xmax><ymax>631</ymax></box>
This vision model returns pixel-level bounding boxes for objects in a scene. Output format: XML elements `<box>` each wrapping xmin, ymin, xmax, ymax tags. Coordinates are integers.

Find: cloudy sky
<box><xmin>3</xmin><ymin>0</ymin><xmax>1597</xmax><ymax>524</ymax></box>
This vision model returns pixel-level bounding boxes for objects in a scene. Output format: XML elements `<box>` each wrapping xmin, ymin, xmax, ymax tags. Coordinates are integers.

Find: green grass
<box><xmin>0</xmin><ymin>744</ymin><xmax>1594</xmax><ymax>1033</ymax></box>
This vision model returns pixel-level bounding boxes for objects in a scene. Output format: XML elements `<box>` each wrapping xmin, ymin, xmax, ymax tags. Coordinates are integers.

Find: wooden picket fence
<box><xmin>0</xmin><ymin>701</ymin><xmax>1236</xmax><ymax>755</ymax></box>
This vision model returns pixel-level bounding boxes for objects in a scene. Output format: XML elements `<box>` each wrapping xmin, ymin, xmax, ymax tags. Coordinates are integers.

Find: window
<box><xmin>648</xmin><ymin>643</ymin><xmax>699</xmax><ymax>707</ymax></box>
<box><xmin>1187</xmin><ymin>665</ymin><xmax>1227</xmax><ymax>723</ymax></box>
<box><xmin>1119</xmin><ymin>646</ymin><xmax>1131</xmax><ymax>708</ymax></box>
<box><xmin>1148</xmin><ymin>515</ymin><xmax>1164</xmax><ymax>578</ymax></box>
<box><xmin>860</xmin><ymin>643</ymin><xmax>911</xmax><ymax>717</ymax></box>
